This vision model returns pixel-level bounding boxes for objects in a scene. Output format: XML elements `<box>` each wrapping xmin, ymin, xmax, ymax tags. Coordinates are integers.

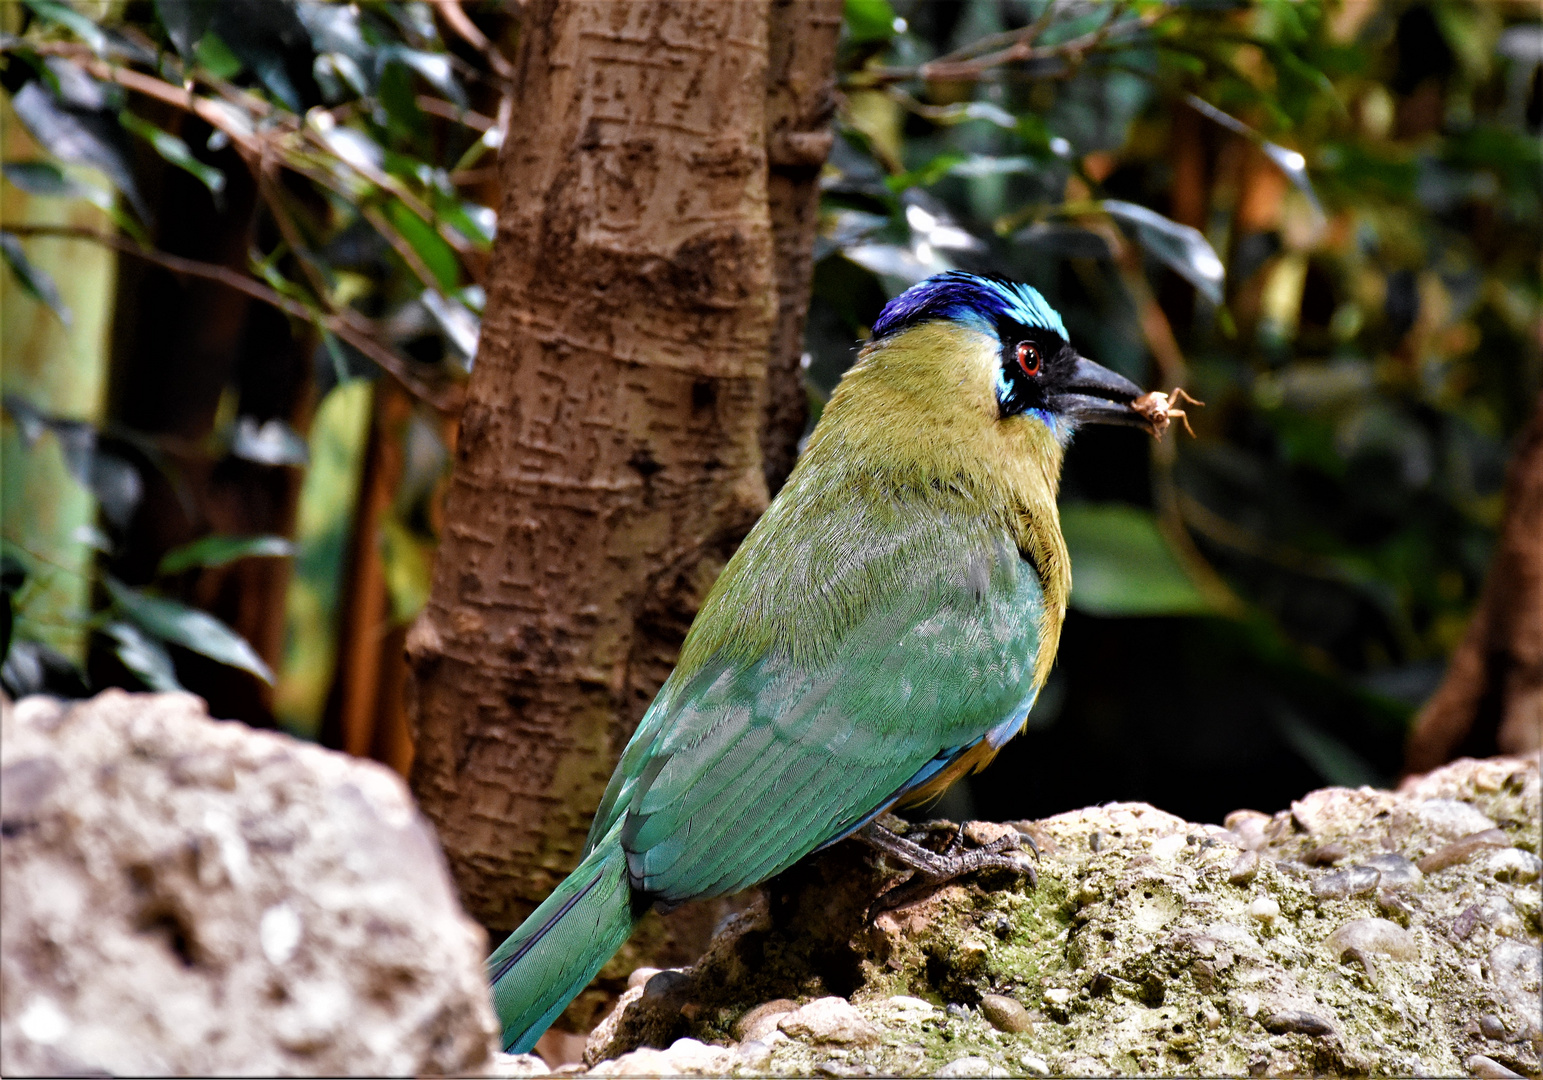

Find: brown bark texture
<box><xmin>407</xmin><ymin>0</ymin><xmax>839</xmax><ymax>932</ymax></box>
<box><xmin>760</xmin><ymin>0</ymin><xmax>842</xmax><ymax>494</ymax></box>
<box><xmin>1406</xmin><ymin>392</ymin><xmax>1543</xmax><ymax>773</ymax></box>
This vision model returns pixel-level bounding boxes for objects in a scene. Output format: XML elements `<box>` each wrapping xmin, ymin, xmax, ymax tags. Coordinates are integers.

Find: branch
<box><xmin>415</xmin><ymin>95</ymin><xmax>497</xmax><ymax>132</ymax></box>
<box><xmin>6</xmin><ymin>225</ymin><xmax>460</xmax><ymax>414</ymax></box>
<box><xmin>429</xmin><ymin>0</ymin><xmax>516</xmax><ymax>82</ymax></box>
<box><xmin>853</xmin><ymin>4</ymin><xmax>1165</xmax><ymax>87</ymax></box>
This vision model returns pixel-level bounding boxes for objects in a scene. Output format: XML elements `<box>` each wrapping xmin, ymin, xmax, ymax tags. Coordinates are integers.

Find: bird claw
<box><xmin>1131</xmin><ymin>386</ymin><xmax>1203</xmax><ymax>439</ymax></box>
<box><xmin>860</xmin><ymin>820</ymin><xmax>1039</xmax><ymax>920</ymax></box>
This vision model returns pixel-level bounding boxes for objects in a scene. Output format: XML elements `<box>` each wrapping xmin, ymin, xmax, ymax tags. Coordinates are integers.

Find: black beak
<box><xmin>1051</xmin><ymin>356</ymin><xmax>1147</xmax><ymax>428</ymax></box>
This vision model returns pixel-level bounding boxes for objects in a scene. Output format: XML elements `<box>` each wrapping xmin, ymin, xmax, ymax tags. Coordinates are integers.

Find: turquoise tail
<box><xmin>488</xmin><ymin>820</ymin><xmax>640</xmax><ymax>1053</ymax></box>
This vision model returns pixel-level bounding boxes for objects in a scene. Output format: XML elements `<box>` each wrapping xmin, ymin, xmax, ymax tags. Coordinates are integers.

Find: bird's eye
<box><xmin>1016</xmin><ymin>341</ymin><xmax>1041</xmax><ymax>377</ymax></box>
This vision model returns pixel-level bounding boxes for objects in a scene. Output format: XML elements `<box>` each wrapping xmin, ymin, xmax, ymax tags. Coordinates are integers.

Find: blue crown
<box><xmin>870</xmin><ymin>271</ymin><xmax>1067</xmax><ymax>342</ymax></box>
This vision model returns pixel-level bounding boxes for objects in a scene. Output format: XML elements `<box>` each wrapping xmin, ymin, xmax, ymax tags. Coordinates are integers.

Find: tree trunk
<box><xmin>407</xmin><ymin>0</ymin><xmax>838</xmax><ymax>935</ymax></box>
<box><xmin>761</xmin><ymin>0</ymin><xmax>842</xmax><ymax>494</ymax></box>
<box><xmin>1406</xmin><ymin>392</ymin><xmax>1543</xmax><ymax>773</ymax></box>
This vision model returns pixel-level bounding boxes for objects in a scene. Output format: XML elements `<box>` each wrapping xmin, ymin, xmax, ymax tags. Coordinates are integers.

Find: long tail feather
<box><xmin>488</xmin><ymin>820</ymin><xmax>639</xmax><ymax>1053</ymax></box>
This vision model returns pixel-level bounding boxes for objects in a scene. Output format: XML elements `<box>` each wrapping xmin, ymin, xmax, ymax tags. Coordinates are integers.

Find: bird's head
<box><xmin>859</xmin><ymin>271</ymin><xmax>1147</xmax><ymax>445</ymax></box>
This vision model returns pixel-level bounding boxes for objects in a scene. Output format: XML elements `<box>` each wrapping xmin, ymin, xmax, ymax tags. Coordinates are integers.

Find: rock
<box><xmin>1259</xmin><ymin>1010</ymin><xmax>1336</xmax><ymax>1037</ymax></box>
<box><xmin>1362</xmin><ymin>852</ymin><xmax>1422</xmax><ymax>888</ymax></box>
<box><xmin>1418</xmin><ymin>829</ymin><xmax>1512</xmax><ymax>873</ymax></box>
<box><xmin>978</xmin><ymin>994</ymin><xmax>1033</xmax><ymax>1033</ymax></box>
<box><xmin>1482</xmin><ymin>847</ymin><xmax>1541</xmax><ymax>883</ymax></box>
<box><xmin>934</xmin><ymin>1054</ymin><xmax>1009</xmax><ymax>1077</ymax></box>
<box><xmin>1486</xmin><ymin>941</ymin><xmax>1542</xmax><ymax>1040</ymax></box>
<box><xmin>1413</xmin><ymin>798</ymin><xmax>1499</xmax><ymax>839</ymax></box>
<box><xmin>566</xmin><ymin>755</ymin><xmax>1541</xmax><ymax>1078</ymax></box>
<box><xmin>1311</xmin><ymin>864</ymin><xmax>1381</xmax><ymax>899</ymax></box>
<box><xmin>1468</xmin><ymin>1054</ymin><xmax>1525</xmax><ymax>1078</ymax></box>
<box><xmin>626</xmin><ymin>967</ymin><xmax>662</xmax><ymax>991</ymax></box>
<box><xmin>0</xmin><ymin>691</ymin><xmax>496</xmax><ymax>1077</ymax></box>
<box><xmin>777</xmin><ymin>997</ymin><xmax>880</xmax><ymax>1046</ymax></box>
<box><xmin>491</xmin><ymin>1051</ymin><xmax>559</xmax><ymax>1077</ymax></box>
<box><xmin>1224</xmin><ymin>809</ymin><xmax>1272</xmax><ymax>849</ymax></box>
<box><xmin>1247</xmin><ymin>896</ymin><xmax>1280</xmax><ymax>922</ymax></box>
<box><xmin>732</xmin><ymin>999</ymin><xmax>797</xmax><ymax>1042</ymax></box>
<box><xmin>1018</xmin><ymin>1051</ymin><xmax>1051</xmax><ymax>1076</ymax></box>
<box><xmin>1228</xmin><ymin>849</ymin><xmax>1260</xmax><ymax>884</ymax></box>
<box><xmin>1325</xmin><ymin>918</ymin><xmax>1417</xmax><ymax>961</ymax></box>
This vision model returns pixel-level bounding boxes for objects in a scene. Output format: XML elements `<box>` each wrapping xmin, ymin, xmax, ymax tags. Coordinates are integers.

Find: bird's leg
<box><xmin>941</xmin><ymin>822</ymin><xmax>964</xmax><ymax>858</ymax></box>
<box><xmin>859</xmin><ymin>820</ymin><xmax>1037</xmax><ymax>918</ymax></box>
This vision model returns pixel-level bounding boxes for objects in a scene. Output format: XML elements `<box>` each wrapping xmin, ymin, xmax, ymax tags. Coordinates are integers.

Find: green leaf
<box><xmin>845</xmin><ymin>0</ymin><xmax>897</xmax><ymax>43</ymax></box>
<box><xmin>193</xmin><ymin>30</ymin><xmax>243</xmax><ymax>80</ymax></box>
<box><xmin>105</xmin><ymin>577</ymin><xmax>274</xmax><ymax>683</ymax></box>
<box><xmin>157</xmin><ymin>534</ymin><xmax>294</xmax><ymax>576</ymax></box>
<box><xmin>0</xmin><ymin>232</ymin><xmax>71</xmax><ymax>325</ymax></box>
<box><xmin>386</xmin><ymin>200</ymin><xmax>458</xmax><ymax>290</ymax></box>
<box><xmin>1102</xmin><ymin>199</ymin><xmax>1225</xmax><ymax>304</ymax></box>
<box><xmin>23</xmin><ymin>0</ymin><xmax>108</xmax><ymax>53</ymax></box>
<box><xmin>1061</xmin><ymin>503</ymin><xmax>1214</xmax><ymax>617</ymax></box>
<box><xmin>5</xmin><ymin>160</ymin><xmax>89</xmax><ymax>199</ymax></box>
<box><xmin>886</xmin><ymin>152</ymin><xmax>965</xmax><ymax>191</ymax></box>
<box><xmin>117</xmin><ymin>111</ymin><xmax>226</xmax><ymax>202</ymax></box>
<box><xmin>9</xmin><ymin>81</ymin><xmax>149</xmax><ymax>221</ymax></box>
<box><xmin>2</xmin><ymin>160</ymin><xmax>150</xmax><ymax>243</ymax></box>
<box><xmin>386</xmin><ymin>47</ymin><xmax>466</xmax><ymax>107</ymax></box>
<box><xmin>154</xmin><ymin>0</ymin><xmax>215</xmax><ymax>61</ymax></box>
<box><xmin>103</xmin><ymin>621</ymin><xmax>183</xmax><ymax>692</ymax></box>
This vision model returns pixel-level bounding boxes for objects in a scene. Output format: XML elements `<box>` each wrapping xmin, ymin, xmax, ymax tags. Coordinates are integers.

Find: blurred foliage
<box><xmin>1</xmin><ymin>1</ymin><xmax>1539</xmax><ymax>813</ymax></box>
<box><xmin>807</xmin><ymin>0</ymin><xmax>1541</xmax><ymax>811</ymax></box>
<box><xmin>0</xmin><ymin>0</ymin><xmax>503</xmax><ymax>716</ymax></box>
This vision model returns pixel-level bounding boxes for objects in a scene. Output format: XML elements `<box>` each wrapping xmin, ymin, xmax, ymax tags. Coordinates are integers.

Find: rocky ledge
<box><xmin>499</xmin><ymin>753</ymin><xmax>1540</xmax><ymax>1079</ymax></box>
<box><xmin>2</xmin><ymin>691</ymin><xmax>1536</xmax><ymax>1078</ymax></box>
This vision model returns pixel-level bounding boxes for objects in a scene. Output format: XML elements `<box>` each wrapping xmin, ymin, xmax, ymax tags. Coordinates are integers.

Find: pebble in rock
<box><xmin>1415</xmin><ymin>798</ymin><xmax>1497</xmax><ymax>839</ymax></box>
<box><xmin>1362</xmin><ymin>852</ymin><xmax>1422</xmax><ymax>888</ymax></box>
<box><xmin>934</xmin><ymin>1054</ymin><xmax>1011</xmax><ymax>1077</ymax></box>
<box><xmin>1247</xmin><ymin>896</ymin><xmax>1280</xmax><ymax>922</ymax></box>
<box><xmin>1326</xmin><ymin>918</ymin><xmax>1417</xmax><ymax>961</ymax></box>
<box><xmin>734</xmin><ymin>999</ymin><xmax>798</xmax><ymax>1042</ymax></box>
<box><xmin>777</xmin><ymin>997</ymin><xmax>881</xmax><ymax>1046</ymax></box>
<box><xmin>1018</xmin><ymin>1052</ymin><xmax>1052</xmax><ymax>1077</ymax></box>
<box><xmin>979</xmin><ymin>994</ymin><xmax>1033</xmax><ymax>1033</ymax></box>
<box><xmin>1312</xmin><ymin>863</ymin><xmax>1382</xmax><ymax>899</ymax></box>
<box><xmin>1467</xmin><ymin>1053</ymin><xmax>1525</xmax><ymax>1079</ymax></box>
<box><xmin>1228</xmin><ymin>850</ymin><xmax>1260</xmax><ymax>885</ymax></box>
<box><xmin>1483</xmin><ymin>847</ymin><xmax>1541</xmax><ymax>883</ymax></box>
<box><xmin>1487</xmin><ymin>941</ymin><xmax>1543</xmax><ymax>1040</ymax></box>
<box><xmin>1419</xmin><ymin>829</ymin><xmax>1510</xmax><ymax>874</ymax></box>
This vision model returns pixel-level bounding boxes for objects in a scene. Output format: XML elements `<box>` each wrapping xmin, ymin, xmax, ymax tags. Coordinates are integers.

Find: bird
<box><xmin>488</xmin><ymin>270</ymin><xmax>1153</xmax><ymax>1053</ymax></box>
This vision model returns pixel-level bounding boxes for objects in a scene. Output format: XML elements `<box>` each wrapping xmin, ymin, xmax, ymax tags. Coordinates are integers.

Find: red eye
<box><xmin>1016</xmin><ymin>341</ymin><xmax>1041</xmax><ymax>377</ymax></box>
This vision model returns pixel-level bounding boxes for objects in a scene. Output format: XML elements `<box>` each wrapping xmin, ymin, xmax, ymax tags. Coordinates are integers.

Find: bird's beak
<box><xmin>1052</xmin><ymin>356</ymin><xmax>1148</xmax><ymax>428</ymax></box>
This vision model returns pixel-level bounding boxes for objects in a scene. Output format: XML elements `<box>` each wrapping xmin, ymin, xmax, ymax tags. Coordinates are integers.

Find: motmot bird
<box><xmin>489</xmin><ymin>271</ymin><xmax>1155</xmax><ymax>1052</ymax></box>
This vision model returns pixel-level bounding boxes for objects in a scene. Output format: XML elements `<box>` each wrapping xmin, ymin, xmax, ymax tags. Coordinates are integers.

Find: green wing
<box><xmin>586</xmin><ymin>523</ymin><xmax>1046</xmax><ymax>905</ymax></box>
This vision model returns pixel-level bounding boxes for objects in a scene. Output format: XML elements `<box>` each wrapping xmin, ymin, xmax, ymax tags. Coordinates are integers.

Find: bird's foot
<box><xmin>860</xmin><ymin>820</ymin><xmax>1037</xmax><ymax>919</ymax></box>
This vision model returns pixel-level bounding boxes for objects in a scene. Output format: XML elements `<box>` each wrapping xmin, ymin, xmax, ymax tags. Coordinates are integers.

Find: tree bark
<box><xmin>760</xmin><ymin>0</ymin><xmax>842</xmax><ymax>494</ymax></box>
<box><xmin>1406</xmin><ymin>392</ymin><xmax>1543</xmax><ymax>773</ymax></box>
<box><xmin>407</xmin><ymin>0</ymin><xmax>846</xmax><ymax>933</ymax></box>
